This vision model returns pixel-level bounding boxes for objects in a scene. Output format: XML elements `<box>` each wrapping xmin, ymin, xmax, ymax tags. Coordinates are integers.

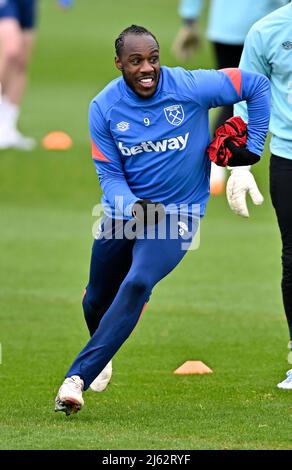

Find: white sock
<box><xmin>0</xmin><ymin>96</ymin><xmax>19</xmax><ymax>131</ymax></box>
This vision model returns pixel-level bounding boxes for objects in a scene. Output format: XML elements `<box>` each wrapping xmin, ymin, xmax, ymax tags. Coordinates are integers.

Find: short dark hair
<box><xmin>115</xmin><ymin>25</ymin><xmax>159</xmax><ymax>58</ymax></box>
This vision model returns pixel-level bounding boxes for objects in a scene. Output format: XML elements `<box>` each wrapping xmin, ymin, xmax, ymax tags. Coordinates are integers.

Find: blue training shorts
<box><xmin>0</xmin><ymin>0</ymin><xmax>36</xmax><ymax>29</ymax></box>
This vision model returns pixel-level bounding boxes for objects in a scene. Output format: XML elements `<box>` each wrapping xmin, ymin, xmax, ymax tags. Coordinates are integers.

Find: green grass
<box><xmin>0</xmin><ymin>0</ymin><xmax>291</xmax><ymax>450</ymax></box>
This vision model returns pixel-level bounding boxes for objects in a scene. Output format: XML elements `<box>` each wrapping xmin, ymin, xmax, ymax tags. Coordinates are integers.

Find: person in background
<box><xmin>172</xmin><ymin>0</ymin><xmax>288</xmax><ymax>194</ymax></box>
<box><xmin>226</xmin><ymin>2</ymin><xmax>292</xmax><ymax>389</ymax></box>
<box><xmin>0</xmin><ymin>0</ymin><xmax>73</xmax><ymax>151</ymax></box>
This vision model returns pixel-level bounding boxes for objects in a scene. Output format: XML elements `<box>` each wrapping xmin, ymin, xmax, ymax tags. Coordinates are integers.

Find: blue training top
<box><xmin>89</xmin><ymin>66</ymin><xmax>270</xmax><ymax>219</ymax></box>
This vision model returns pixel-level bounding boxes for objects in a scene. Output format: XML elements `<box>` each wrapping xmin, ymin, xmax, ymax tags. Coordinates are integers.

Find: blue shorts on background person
<box><xmin>0</xmin><ymin>0</ymin><xmax>36</xmax><ymax>30</ymax></box>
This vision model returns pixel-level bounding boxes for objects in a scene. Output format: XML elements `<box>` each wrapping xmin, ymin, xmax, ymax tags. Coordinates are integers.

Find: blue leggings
<box><xmin>66</xmin><ymin>215</ymin><xmax>197</xmax><ymax>389</ymax></box>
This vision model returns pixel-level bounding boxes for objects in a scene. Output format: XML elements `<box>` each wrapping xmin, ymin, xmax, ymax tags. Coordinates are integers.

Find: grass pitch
<box><xmin>0</xmin><ymin>0</ymin><xmax>291</xmax><ymax>450</ymax></box>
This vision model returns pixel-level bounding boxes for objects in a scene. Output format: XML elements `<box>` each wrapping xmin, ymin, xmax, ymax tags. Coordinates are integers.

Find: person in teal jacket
<box><xmin>172</xmin><ymin>0</ymin><xmax>288</xmax><ymax>196</ymax></box>
<box><xmin>173</xmin><ymin>0</ymin><xmax>287</xmax><ymax>126</ymax></box>
<box><xmin>227</xmin><ymin>2</ymin><xmax>292</xmax><ymax>390</ymax></box>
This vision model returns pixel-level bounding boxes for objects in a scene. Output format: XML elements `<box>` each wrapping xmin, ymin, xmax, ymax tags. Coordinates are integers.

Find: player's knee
<box><xmin>82</xmin><ymin>291</ymin><xmax>96</xmax><ymax>318</ymax></box>
<box><xmin>2</xmin><ymin>46</ymin><xmax>22</xmax><ymax>67</ymax></box>
<box><xmin>15</xmin><ymin>52</ymin><xmax>28</xmax><ymax>71</ymax></box>
<box><xmin>124</xmin><ymin>274</ymin><xmax>151</xmax><ymax>297</ymax></box>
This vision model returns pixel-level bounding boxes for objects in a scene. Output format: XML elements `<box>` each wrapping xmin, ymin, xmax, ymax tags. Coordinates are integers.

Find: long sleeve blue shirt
<box><xmin>89</xmin><ymin>66</ymin><xmax>270</xmax><ymax>219</ymax></box>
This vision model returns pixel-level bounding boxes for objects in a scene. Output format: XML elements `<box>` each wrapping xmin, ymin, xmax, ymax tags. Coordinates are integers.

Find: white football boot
<box><xmin>0</xmin><ymin>97</ymin><xmax>36</xmax><ymax>151</ymax></box>
<box><xmin>55</xmin><ymin>375</ymin><xmax>84</xmax><ymax>415</ymax></box>
<box><xmin>90</xmin><ymin>360</ymin><xmax>112</xmax><ymax>392</ymax></box>
<box><xmin>0</xmin><ymin>128</ymin><xmax>36</xmax><ymax>151</ymax></box>
<box><xmin>277</xmin><ymin>369</ymin><xmax>292</xmax><ymax>390</ymax></box>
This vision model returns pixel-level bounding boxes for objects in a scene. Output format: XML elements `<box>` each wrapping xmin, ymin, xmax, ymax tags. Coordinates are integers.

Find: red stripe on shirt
<box><xmin>138</xmin><ymin>303</ymin><xmax>147</xmax><ymax>322</ymax></box>
<box><xmin>220</xmin><ymin>68</ymin><xmax>242</xmax><ymax>97</ymax></box>
<box><xmin>91</xmin><ymin>140</ymin><xmax>111</xmax><ymax>162</ymax></box>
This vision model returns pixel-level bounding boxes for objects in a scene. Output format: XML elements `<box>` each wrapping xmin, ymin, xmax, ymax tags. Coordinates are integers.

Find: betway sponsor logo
<box><xmin>118</xmin><ymin>132</ymin><xmax>189</xmax><ymax>156</ymax></box>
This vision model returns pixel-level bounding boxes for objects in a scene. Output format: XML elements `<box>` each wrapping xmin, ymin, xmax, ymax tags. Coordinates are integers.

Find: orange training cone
<box><xmin>42</xmin><ymin>131</ymin><xmax>73</xmax><ymax>150</ymax></box>
<box><xmin>174</xmin><ymin>360</ymin><xmax>213</xmax><ymax>375</ymax></box>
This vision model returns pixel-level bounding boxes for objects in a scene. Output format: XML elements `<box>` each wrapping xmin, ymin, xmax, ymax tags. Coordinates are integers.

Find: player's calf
<box><xmin>90</xmin><ymin>360</ymin><xmax>112</xmax><ymax>392</ymax></box>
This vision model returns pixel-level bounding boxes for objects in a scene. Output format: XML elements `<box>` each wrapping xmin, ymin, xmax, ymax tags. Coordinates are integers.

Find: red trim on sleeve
<box><xmin>91</xmin><ymin>140</ymin><xmax>111</xmax><ymax>162</ymax></box>
<box><xmin>82</xmin><ymin>288</ymin><xmax>87</xmax><ymax>301</ymax></box>
<box><xmin>220</xmin><ymin>68</ymin><xmax>242</xmax><ymax>97</ymax></box>
<box><xmin>138</xmin><ymin>303</ymin><xmax>147</xmax><ymax>322</ymax></box>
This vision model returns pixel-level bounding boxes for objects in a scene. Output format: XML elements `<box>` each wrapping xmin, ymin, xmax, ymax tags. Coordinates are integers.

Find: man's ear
<box><xmin>115</xmin><ymin>56</ymin><xmax>123</xmax><ymax>71</ymax></box>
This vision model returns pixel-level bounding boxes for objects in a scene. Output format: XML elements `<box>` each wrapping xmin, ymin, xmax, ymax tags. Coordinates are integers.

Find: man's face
<box><xmin>115</xmin><ymin>34</ymin><xmax>160</xmax><ymax>99</ymax></box>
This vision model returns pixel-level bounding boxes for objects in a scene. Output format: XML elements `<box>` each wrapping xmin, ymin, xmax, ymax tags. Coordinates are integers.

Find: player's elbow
<box><xmin>253</xmin><ymin>72</ymin><xmax>271</xmax><ymax>98</ymax></box>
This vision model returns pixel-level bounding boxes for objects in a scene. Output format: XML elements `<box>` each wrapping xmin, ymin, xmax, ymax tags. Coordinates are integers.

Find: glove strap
<box><xmin>227</xmin><ymin>165</ymin><xmax>251</xmax><ymax>172</ymax></box>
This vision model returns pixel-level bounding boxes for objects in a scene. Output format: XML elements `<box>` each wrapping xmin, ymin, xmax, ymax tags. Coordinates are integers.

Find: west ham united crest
<box><xmin>282</xmin><ymin>41</ymin><xmax>292</xmax><ymax>50</ymax></box>
<box><xmin>164</xmin><ymin>104</ymin><xmax>185</xmax><ymax>126</ymax></box>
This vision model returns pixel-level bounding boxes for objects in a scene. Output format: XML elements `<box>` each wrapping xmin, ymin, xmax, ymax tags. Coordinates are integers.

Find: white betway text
<box><xmin>118</xmin><ymin>132</ymin><xmax>189</xmax><ymax>156</ymax></box>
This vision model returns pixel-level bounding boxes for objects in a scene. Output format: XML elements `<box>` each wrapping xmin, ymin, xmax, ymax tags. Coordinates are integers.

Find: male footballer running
<box><xmin>55</xmin><ymin>25</ymin><xmax>270</xmax><ymax>415</ymax></box>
